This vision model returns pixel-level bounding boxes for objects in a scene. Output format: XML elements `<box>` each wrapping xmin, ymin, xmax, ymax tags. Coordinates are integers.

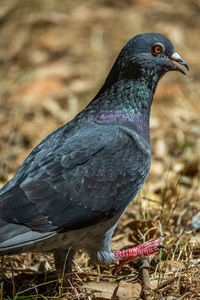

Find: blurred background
<box><xmin>0</xmin><ymin>0</ymin><xmax>199</xmax><ymax>298</ymax></box>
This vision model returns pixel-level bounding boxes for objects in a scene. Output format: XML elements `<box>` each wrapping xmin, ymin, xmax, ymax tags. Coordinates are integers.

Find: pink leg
<box><xmin>113</xmin><ymin>234</ymin><xmax>166</xmax><ymax>272</ymax></box>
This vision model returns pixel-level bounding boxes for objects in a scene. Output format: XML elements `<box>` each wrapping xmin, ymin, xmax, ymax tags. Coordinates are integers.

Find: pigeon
<box><xmin>0</xmin><ymin>33</ymin><xmax>188</xmax><ymax>281</ymax></box>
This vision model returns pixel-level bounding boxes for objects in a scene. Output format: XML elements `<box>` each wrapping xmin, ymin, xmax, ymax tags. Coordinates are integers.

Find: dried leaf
<box><xmin>82</xmin><ymin>281</ymin><xmax>118</xmax><ymax>299</ymax></box>
<box><xmin>29</xmin><ymin>260</ymin><xmax>52</xmax><ymax>272</ymax></box>
<box><xmin>116</xmin><ymin>281</ymin><xmax>142</xmax><ymax>299</ymax></box>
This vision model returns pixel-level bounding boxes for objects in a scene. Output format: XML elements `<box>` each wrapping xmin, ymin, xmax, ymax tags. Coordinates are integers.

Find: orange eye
<box><xmin>151</xmin><ymin>43</ymin><xmax>164</xmax><ymax>55</ymax></box>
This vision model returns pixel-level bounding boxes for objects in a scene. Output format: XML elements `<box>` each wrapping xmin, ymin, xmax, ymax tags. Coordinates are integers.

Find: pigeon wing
<box><xmin>0</xmin><ymin>124</ymin><xmax>150</xmax><ymax>233</ymax></box>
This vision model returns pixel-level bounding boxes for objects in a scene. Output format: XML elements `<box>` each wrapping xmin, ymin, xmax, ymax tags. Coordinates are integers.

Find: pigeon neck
<box><xmin>86</xmin><ymin>76</ymin><xmax>157</xmax><ymax>139</ymax></box>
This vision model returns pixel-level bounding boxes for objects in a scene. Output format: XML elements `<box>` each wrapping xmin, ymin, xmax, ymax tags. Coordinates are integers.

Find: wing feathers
<box><xmin>0</xmin><ymin>124</ymin><xmax>151</xmax><ymax>236</ymax></box>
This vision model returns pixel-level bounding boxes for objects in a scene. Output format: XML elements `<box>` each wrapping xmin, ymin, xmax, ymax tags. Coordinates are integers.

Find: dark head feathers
<box><xmin>97</xmin><ymin>33</ymin><xmax>188</xmax><ymax>95</ymax></box>
<box><xmin>124</xmin><ymin>33</ymin><xmax>175</xmax><ymax>58</ymax></box>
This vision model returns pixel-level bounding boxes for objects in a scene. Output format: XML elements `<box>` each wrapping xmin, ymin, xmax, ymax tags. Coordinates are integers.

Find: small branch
<box><xmin>139</xmin><ymin>258</ymin><xmax>152</xmax><ymax>300</ymax></box>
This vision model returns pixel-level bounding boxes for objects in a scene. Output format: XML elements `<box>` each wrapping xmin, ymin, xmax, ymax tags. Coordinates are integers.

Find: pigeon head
<box><xmin>99</xmin><ymin>33</ymin><xmax>189</xmax><ymax>96</ymax></box>
<box><xmin>121</xmin><ymin>32</ymin><xmax>189</xmax><ymax>77</ymax></box>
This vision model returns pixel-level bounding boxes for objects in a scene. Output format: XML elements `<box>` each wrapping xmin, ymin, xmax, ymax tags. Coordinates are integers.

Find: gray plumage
<box><xmin>0</xmin><ymin>33</ymin><xmax>188</xmax><ymax>276</ymax></box>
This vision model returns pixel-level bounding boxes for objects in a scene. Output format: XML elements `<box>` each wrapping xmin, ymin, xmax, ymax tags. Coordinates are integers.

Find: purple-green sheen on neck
<box><xmin>91</xmin><ymin>110</ymin><xmax>150</xmax><ymax>140</ymax></box>
<box><xmin>84</xmin><ymin>78</ymin><xmax>156</xmax><ymax>139</ymax></box>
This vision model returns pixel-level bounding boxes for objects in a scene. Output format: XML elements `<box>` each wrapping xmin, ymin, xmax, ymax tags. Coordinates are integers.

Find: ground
<box><xmin>0</xmin><ymin>0</ymin><xmax>200</xmax><ymax>299</ymax></box>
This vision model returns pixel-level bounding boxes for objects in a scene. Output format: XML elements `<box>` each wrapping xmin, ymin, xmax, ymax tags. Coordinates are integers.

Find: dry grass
<box><xmin>0</xmin><ymin>0</ymin><xmax>200</xmax><ymax>299</ymax></box>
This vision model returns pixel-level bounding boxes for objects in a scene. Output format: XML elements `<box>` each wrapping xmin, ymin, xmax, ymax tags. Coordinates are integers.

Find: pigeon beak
<box><xmin>168</xmin><ymin>52</ymin><xmax>189</xmax><ymax>75</ymax></box>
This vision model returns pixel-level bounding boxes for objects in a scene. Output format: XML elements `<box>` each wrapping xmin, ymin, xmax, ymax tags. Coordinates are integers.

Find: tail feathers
<box><xmin>0</xmin><ymin>220</ymin><xmax>55</xmax><ymax>254</ymax></box>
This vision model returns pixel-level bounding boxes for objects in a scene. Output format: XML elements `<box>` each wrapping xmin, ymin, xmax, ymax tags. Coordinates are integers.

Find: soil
<box><xmin>0</xmin><ymin>0</ymin><xmax>199</xmax><ymax>299</ymax></box>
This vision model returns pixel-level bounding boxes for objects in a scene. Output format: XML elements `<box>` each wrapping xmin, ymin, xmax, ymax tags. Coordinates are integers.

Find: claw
<box><xmin>157</xmin><ymin>245</ymin><xmax>167</xmax><ymax>250</ymax></box>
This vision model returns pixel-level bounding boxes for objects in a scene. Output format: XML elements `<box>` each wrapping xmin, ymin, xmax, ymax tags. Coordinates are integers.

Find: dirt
<box><xmin>0</xmin><ymin>0</ymin><xmax>200</xmax><ymax>299</ymax></box>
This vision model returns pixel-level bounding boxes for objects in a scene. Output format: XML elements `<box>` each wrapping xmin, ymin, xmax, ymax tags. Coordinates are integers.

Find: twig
<box><xmin>139</xmin><ymin>258</ymin><xmax>152</xmax><ymax>300</ymax></box>
<box><xmin>15</xmin><ymin>279</ymin><xmax>59</xmax><ymax>295</ymax></box>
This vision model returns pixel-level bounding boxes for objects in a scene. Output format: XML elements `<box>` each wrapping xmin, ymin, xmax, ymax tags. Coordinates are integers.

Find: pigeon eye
<box><xmin>151</xmin><ymin>43</ymin><xmax>164</xmax><ymax>56</ymax></box>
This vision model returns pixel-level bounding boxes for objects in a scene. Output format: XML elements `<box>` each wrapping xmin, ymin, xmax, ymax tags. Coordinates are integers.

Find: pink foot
<box><xmin>113</xmin><ymin>234</ymin><xmax>166</xmax><ymax>272</ymax></box>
